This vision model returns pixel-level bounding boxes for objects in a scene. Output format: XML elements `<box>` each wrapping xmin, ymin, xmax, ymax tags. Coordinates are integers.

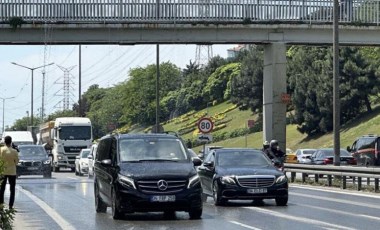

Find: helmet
<box><xmin>270</xmin><ymin>140</ymin><xmax>279</xmax><ymax>148</ymax></box>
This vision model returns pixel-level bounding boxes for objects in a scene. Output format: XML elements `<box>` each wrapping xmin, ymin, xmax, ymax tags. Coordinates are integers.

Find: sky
<box><xmin>0</xmin><ymin>44</ymin><xmax>234</xmax><ymax>132</ymax></box>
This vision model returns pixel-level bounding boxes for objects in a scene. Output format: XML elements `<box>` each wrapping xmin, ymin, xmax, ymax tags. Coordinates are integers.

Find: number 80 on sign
<box><xmin>198</xmin><ymin>118</ymin><xmax>214</xmax><ymax>134</ymax></box>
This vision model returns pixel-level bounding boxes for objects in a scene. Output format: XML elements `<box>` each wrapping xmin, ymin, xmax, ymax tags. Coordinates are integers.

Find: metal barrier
<box><xmin>284</xmin><ymin>163</ymin><xmax>380</xmax><ymax>192</ymax></box>
<box><xmin>0</xmin><ymin>0</ymin><xmax>379</xmax><ymax>25</ymax></box>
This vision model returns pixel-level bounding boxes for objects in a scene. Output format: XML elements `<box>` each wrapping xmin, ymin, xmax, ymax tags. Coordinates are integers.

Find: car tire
<box><xmin>163</xmin><ymin>211</ymin><xmax>176</xmax><ymax>220</ymax></box>
<box><xmin>189</xmin><ymin>208</ymin><xmax>202</xmax><ymax>219</ymax></box>
<box><xmin>275</xmin><ymin>196</ymin><xmax>288</xmax><ymax>206</ymax></box>
<box><xmin>95</xmin><ymin>182</ymin><xmax>107</xmax><ymax>213</ymax></box>
<box><xmin>213</xmin><ymin>181</ymin><xmax>226</xmax><ymax>206</ymax></box>
<box><xmin>53</xmin><ymin>166</ymin><xmax>60</xmax><ymax>172</ymax></box>
<box><xmin>78</xmin><ymin>166</ymin><xmax>83</xmax><ymax>176</ymax></box>
<box><xmin>201</xmin><ymin>193</ymin><xmax>208</xmax><ymax>202</ymax></box>
<box><xmin>43</xmin><ymin>171</ymin><xmax>52</xmax><ymax>178</ymax></box>
<box><xmin>112</xmin><ymin>189</ymin><xmax>123</xmax><ymax>220</ymax></box>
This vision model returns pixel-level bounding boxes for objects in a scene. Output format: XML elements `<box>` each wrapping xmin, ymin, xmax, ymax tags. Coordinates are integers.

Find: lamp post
<box><xmin>1</xmin><ymin>96</ymin><xmax>16</xmax><ymax>134</ymax></box>
<box><xmin>11</xmin><ymin>62</ymin><xmax>54</xmax><ymax>126</ymax></box>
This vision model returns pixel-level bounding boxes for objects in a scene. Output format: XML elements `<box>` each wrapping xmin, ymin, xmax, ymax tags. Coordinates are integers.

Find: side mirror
<box><xmin>192</xmin><ymin>157</ymin><xmax>202</xmax><ymax>166</ymax></box>
<box><xmin>203</xmin><ymin>161</ymin><xmax>214</xmax><ymax>168</ymax></box>
<box><xmin>346</xmin><ymin>146</ymin><xmax>351</xmax><ymax>152</ymax></box>
<box><xmin>100</xmin><ymin>159</ymin><xmax>112</xmax><ymax>167</ymax></box>
<box><xmin>75</xmin><ymin>156</ymin><xmax>80</xmax><ymax>159</ymax></box>
<box><xmin>88</xmin><ymin>155</ymin><xmax>93</xmax><ymax>160</ymax></box>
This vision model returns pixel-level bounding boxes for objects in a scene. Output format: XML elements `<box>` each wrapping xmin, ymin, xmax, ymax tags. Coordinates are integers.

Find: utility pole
<box><xmin>333</xmin><ymin>0</ymin><xmax>341</xmax><ymax>166</ymax></box>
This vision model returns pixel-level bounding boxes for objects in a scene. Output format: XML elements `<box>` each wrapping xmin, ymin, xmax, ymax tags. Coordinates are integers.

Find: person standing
<box><xmin>0</xmin><ymin>136</ymin><xmax>19</xmax><ymax>209</ymax></box>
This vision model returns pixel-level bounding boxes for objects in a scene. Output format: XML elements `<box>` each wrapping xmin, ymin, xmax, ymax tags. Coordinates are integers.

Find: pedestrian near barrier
<box><xmin>0</xmin><ymin>136</ymin><xmax>19</xmax><ymax>209</ymax></box>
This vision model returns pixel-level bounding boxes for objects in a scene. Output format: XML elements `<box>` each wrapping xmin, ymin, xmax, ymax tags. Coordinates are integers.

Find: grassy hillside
<box><xmin>161</xmin><ymin>101</ymin><xmax>380</xmax><ymax>153</ymax></box>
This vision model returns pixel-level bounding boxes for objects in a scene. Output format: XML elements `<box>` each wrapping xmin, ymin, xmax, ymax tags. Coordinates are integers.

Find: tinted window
<box><xmin>18</xmin><ymin>146</ymin><xmax>46</xmax><ymax>157</ymax></box>
<box><xmin>320</xmin><ymin>149</ymin><xmax>350</xmax><ymax>157</ymax></box>
<box><xmin>356</xmin><ymin>137</ymin><xmax>376</xmax><ymax>150</ymax></box>
<box><xmin>96</xmin><ymin>138</ymin><xmax>112</xmax><ymax>161</ymax></box>
<box><xmin>217</xmin><ymin>150</ymin><xmax>271</xmax><ymax>167</ymax></box>
<box><xmin>119</xmin><ymin>138</ymin><xmax>187</xmax><ymax>162</ymax></box>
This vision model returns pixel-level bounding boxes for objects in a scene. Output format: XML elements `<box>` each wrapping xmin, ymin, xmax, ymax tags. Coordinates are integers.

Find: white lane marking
<box><xmin>17</xmin><ymin>186</ymin><xmax>75</xmax><ymax>230</ymax></box>
<box><xmin>291</xmin><ymin>192</ymin><xmax>380</xmax><ymax>210</ymax></box>
<box><xmin>229</xmin><ymin>220</ymin><xmax>262</xmax><ymax>230</ymax></box>
<box><xmin>244</xmin><ymin>207</ymin><xmax>357</xmax><ymax>230</ymax></box>
<box><xmin>290</xmin><ymin>185</ymin><xmax>380</xmax><ymax>199</ymax></box>
<box><xmin>298</xmin><ymin>204</ymin><xmax>380</xmax><ymax>222</ymax></box>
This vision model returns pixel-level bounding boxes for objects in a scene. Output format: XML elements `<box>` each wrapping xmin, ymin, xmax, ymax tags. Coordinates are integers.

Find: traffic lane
<box><xmin>15</xmin><ymin>173</ymin><xmax>380</xmax><ymax>230</ymax></box>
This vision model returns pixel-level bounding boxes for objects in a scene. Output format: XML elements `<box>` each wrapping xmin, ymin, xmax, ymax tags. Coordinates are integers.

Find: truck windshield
<box><xmin>59</xmin><ymin>126</ymin><xmax>92</xmax><ymax>140</ymax></box>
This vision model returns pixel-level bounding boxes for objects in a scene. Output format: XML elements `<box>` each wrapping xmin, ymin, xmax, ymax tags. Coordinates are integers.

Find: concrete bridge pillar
<box><xmin>263</xmin><ymin>43</ymin><xmax>287</xmax><ymax>151</ymax></box>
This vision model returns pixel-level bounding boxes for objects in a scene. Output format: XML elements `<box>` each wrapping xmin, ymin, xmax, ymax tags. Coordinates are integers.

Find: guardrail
<box><xmin>0</xmin><ymin>0</ymin><xmax>379</xmax><ymax>25</ymax></box>
<box><xmin>284</xmin><ymin>163</ymin><xmax>380</xmax><ymax>192</ymax></box>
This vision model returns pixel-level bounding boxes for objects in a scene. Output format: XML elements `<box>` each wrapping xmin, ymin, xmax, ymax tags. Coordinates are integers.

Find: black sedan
<box><xmin>17</xmin><ymin>145</ymin><xmax>52</xmax><ymax>178</ymax></box>
<box><xmin>197</xmin><ymin>148</ymin><xmax>288</xmax><ymax>206</ymax></box>
<box><xmin>310</xmin><ymin>148</ymin><xmax>357</xmax><ymax>165</ymax></box>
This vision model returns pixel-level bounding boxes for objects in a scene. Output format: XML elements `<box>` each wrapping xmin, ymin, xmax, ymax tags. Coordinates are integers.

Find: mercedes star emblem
<box><xmin>157</xmin><ymin>180</ymin><xmax>168</xmax><ymax>191</ymax></box>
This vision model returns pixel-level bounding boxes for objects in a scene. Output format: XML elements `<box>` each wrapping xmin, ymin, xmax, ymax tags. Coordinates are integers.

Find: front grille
<box><xmin>237</xmin><ymin>175</ymin><xmax>275</xmax><ymax>188</ymax></box>
<box><xmin>64</xmin><ymin>146</ymin><xmax>87</xmax><ymax>153</ymax></box>
<box><xmin>137</xmin><ymin>179</ymin><xmax>187</xmax><ymax>194</ymax></box>
<box><xmin>23</xmin><ymin>161</ymin><xmax>42</xmax><ymax>167</ymax></box>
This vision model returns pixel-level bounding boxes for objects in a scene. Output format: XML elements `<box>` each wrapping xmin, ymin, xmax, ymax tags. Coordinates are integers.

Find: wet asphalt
<box><xmin>5</xmin><ymin>170</ymin><xmax>380</xmax><ymax>230</ymax></box>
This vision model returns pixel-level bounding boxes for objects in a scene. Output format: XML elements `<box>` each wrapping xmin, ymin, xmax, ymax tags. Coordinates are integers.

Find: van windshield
<box><xmin>119</xmin><ymin>138</ymin><xmax>188</xmax><ymax>162</ymax></box>
<box><xmin>357</xmin><ymin>137</ymin><xmax>376</xmax><ymax>150</ymax></box>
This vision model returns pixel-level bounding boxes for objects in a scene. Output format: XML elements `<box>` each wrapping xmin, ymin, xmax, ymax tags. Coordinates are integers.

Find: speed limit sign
<box><xmin>198</xmin><ymin>118</ymin><xmax>214</xmax><ymax>134</ymax></box>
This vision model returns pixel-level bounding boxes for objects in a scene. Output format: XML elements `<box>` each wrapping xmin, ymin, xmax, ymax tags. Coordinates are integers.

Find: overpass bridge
<box><xmin>1</xmin><ymin>0</ymin><xmax>379</xmax><ymax>149</ymax></box>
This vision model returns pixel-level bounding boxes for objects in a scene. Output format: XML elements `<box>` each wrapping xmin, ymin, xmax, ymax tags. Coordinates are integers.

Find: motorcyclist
<box><xmin>269</xmin><ymin>140</ymin><xmax>285</xmax><ymax>164</ymax></box>
<box><xmin>263</xmin><ymin>140</ymin><xmax>276</xmax><ymax>160</ymax></box>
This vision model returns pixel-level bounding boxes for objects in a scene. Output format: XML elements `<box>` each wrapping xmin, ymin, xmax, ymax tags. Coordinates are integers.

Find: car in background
<box><xmin>75</xmin><ymin>148</ymin><xmax>91</xmax><ymax>176</ymax></box>
<box><xmin>347</xmin><ymin>134</ymin><xmax>380</xmax><ymax>166</ymax></box>
<box><xmin>197</xmin><ymin>148</ymin><xmax>288</xmax><ymax>206</ymax></box>
<box><xmin>16</xmin><ymin>145</ymin><xmax>51</xmax><ymax>178</ymax></box>
<box><xmin>285</xmin><ymin>148</ymin><xmax>297</xmax><ymax>163</ymax></box>
<box><xmin>94</xmin><ymin>133</ymin><xmax>203</xmax><ymax>220</ymax></box>
<box><xmin>198</xmin><ymin>145</ymin><xmax>223</xmax><ymax>160</ymax></box>
<box><xmin>310</xmin><ymin>148</ymin><xmax>357</xmax><ymax>165</ymax></box>
<box><xmin>295</xmin><ymin>149</ymin><xmax>316</xmax><ymax>164</ymax></box>
<box><xmin>87</xmin><ymin>144</ymin><xmax>98</xmax><ymax>178</ymax></box>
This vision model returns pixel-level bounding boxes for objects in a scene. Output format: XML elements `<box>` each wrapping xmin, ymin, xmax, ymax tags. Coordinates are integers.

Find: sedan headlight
<box><xmin>220</xmin><ymin>176</ymin><xmax>236</xmax><ymax>185</ymax></box>
<box><xmin>43</xmin><ymin>160</ymin><xmax>51</xmax><ymax>165</ymax></box>
<box><xmin>117</xmin><ymin>174</ymin><xmax>136</xmax><ymax>189</ymax></box>
<box><xmin>81</xmin><ymin>162</ymin><xmax>88</xmax><ymax>166</ymax></box>
<box><xmin>187</xmin><ymin>174</ymin><xmax>200</xmax><ymax>188</ymax></box>
<box><xmin>276</xmin><ymin>175</ymin><xmax>288</xmax><ymax>184</ymax></box>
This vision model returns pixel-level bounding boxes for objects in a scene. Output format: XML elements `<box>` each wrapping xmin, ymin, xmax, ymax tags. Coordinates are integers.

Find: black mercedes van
<box><xmin>94</xmin><ymin>133</ymin><xmax>202</xmax><ymax>219</ymax></box>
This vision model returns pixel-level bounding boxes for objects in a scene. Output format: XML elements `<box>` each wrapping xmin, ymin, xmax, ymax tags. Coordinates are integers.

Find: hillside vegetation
<box><xmin>161</xmin><ymin>101</ymin><xmax>380</xmax><ymax>153</ymax></box>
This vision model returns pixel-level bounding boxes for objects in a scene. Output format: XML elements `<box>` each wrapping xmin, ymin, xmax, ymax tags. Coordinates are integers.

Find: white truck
<box><xmin>1</xmin><ymin>131</ymin><xmax>34</xmax><ymax>145</ymax></box>
<box><xmin>39</xmin><ymin>117</ymin><xmax>93</xmax><ymax>172</ymax></box>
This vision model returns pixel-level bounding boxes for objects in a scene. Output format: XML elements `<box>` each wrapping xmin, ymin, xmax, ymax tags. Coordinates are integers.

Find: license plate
<box><xmin>27</xmin><ymin>167</ymin><xmax>38</xmax><ymax>170</ymax></box>
<box><xmin>247</xmin><ymin>188</ymin><xmax>267</xmax><ymax>194</ymax></box>
<box><xmin>341</xmin><ymin>161</ymin><xmax>347</xmax><ymax>165</ymax></box>
<box><xmin>151</xmin><ymin>195</ymin><xmax>176</xmax><ymax>202</ymax></box>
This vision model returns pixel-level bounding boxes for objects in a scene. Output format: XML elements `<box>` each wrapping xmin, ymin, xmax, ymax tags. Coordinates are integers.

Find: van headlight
<box><xmin>117</xmin><ymin>174</ymin><xmax>136</xmax><ymax>189</ymax></box>
<box><xmin>43</xmin><ymin>160</ymin><xmax>51</xmax><ymax>165</ymax></box>
<box><xmin>276</xmin><ymin>175</ymin><xmax>287</xmax><ymax>184</ymax></box>
<box><xmin>187</xmin><ymin>174</ymin><xmax>200</xmax><ymax>188</ymax></box>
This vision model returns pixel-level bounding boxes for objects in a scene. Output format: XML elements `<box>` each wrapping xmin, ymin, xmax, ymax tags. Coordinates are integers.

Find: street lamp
<box><xmin>11</xmin><ymin>62</ymin><xmax>54</xmax><ymax>126</ymax></box>
<box><xmin>0</xmin><ymin>96</ymin><xmax>16</xmax><ymax>134</ymax></box>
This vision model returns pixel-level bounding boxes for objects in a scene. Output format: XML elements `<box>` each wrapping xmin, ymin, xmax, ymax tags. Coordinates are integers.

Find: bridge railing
<box><xmin>284</xmin><ymin>163</ymin><xmax>380</xmax><ymax>192</ymax></box>
<box><xmin>0</xmin><ymin>0</ymin><xmax>379</xmax><ymax>25</ymax></box>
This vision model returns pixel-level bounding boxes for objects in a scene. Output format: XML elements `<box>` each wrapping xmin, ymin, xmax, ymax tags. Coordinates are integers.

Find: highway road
<box><xmin>6</xmin><ymin>170</ymin><xmax>380</xmax><ymax>230</ymax></box>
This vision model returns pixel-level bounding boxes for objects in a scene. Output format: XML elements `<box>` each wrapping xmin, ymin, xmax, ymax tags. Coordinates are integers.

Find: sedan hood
<box><xmin>119</xmin><ymin>162</ymin><xmax>196</xmax><ymax>179</ymax></box>
<box><xmin>217</xmin><ymin>165</ymin><xmax>283</xmax><ymax>177</ymax></box>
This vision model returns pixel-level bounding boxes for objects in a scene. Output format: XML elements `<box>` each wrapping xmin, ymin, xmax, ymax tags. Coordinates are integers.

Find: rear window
<box><xmin>119</xmin><ymin>138</ymin><xmax>188</xmax><ymax>162</ymax></box>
